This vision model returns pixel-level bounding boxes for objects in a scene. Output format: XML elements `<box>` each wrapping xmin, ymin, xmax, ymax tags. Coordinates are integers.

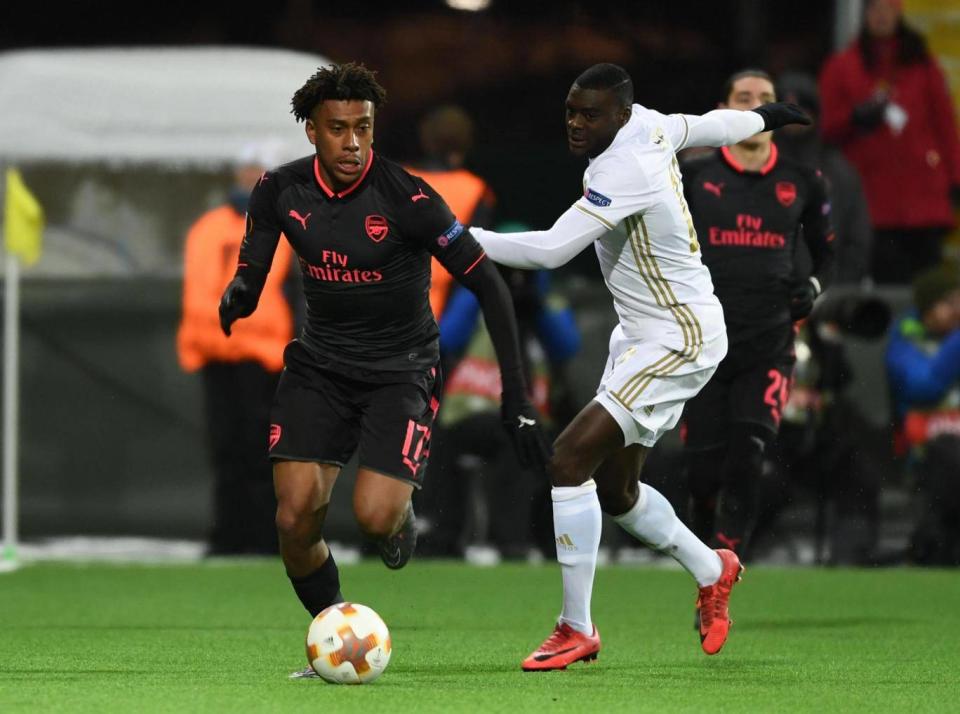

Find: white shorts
<box><xmin>594</xmin><ymin>323</ymin><xmax>728</xmax><ymax>447</ymax></box>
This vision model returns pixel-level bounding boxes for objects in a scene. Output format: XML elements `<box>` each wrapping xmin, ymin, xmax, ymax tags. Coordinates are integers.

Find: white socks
<box><xmin>551</xmin><ymin>480</ymin><xmax>721</xmax><ymax>637</ymax></box>
<box><xmin>614</xmin><ymin>482</ymin><xmax>722</xmax><ymax>587</ymax></box>
<box><xmin>552</xmin><ymin>480</ymin><xmax>602</xmax><ymax>635</ymax></box>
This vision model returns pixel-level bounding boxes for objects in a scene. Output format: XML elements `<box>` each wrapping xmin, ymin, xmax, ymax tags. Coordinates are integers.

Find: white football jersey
<box><xmin>573</xmin><ymin>104</ymin><xmax>725</xmax><ymax>354</ymax></box>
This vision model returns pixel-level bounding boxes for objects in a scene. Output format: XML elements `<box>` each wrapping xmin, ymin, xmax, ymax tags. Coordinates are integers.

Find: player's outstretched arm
<box><xmin>678</xmin><ymin>103</ymin><xmax>811</xmax><ymax>150</ymax></box>
<box><xmin>452</xmin><ymin>252</ymin><xmax>553</xmax><ymax>472</ymax></box>
<box><xmin>470</xmin><ymin>205</ymin><xmax>607</xmax><ymax>270</ymax></box>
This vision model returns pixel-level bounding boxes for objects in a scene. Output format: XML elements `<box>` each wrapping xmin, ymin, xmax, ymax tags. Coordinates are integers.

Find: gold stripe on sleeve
<box><xmin>574</xmin><ymin>203</ymin><xmax>616</xmax><ymax>231</ymax></box>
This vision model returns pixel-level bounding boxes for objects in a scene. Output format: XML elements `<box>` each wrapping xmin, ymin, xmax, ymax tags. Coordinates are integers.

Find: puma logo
<box><xmin>703</xmin><ymin>181</ymin><xmax>724</xmax><ymax>198</ymax></box>
<box><xmin>517</xmin><ymin>415</ymin><xmax>536</xmax><ymax>428</ymax></box>
<box><xmin>289</xmin><ymin>209</ymin><xmax>311</xmax><ymax>229</ymax></box>
<box><xmin>411</xmin><ymin>188</ymin><xmax>429</xmax><ymax>202</ymax></box>
<box><xmin>715</xmin><ymin>532</ymin><xmax>741</xmax><ymax>550</ymax></box>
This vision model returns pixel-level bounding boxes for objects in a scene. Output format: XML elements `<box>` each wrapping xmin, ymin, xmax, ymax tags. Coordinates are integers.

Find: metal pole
<box><xmin>2</xmin><ymin>251</ymin><xmax>19</xmax><ymax>570</ymax></box>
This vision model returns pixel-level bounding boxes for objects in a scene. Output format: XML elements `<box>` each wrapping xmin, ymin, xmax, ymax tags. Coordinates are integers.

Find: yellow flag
<box><xmin>4</xmin><ymin>168</ymin><xmax>44</xmax><ymax>266</ymax></box>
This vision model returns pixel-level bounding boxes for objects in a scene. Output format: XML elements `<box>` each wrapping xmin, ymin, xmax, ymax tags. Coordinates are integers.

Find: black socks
<box><xmin>289</xmin><ymin>551</ymin><xmax>343</xmax><ymax>617</ymax></box>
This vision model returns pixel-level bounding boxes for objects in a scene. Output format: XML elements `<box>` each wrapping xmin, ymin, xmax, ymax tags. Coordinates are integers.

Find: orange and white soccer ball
<box><xmin>305</xmin><ymin>602</ymin><xmax>392</xmax><ymax>684</ymax></box>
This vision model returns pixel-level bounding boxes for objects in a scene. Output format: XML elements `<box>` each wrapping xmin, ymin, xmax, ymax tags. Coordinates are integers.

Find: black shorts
<box><xmin>269</xmin><ymin>341</ymin><xmax>442</xmax><ymax>487</ymax></box>
<box><xmin>683</xmin><ymin>326</ymin><xmax>796</xmax><ymax>452</ymax></box>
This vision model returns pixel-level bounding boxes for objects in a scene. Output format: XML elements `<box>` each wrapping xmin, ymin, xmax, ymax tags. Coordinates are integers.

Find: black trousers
<box><xmin>415</xmin><ymin>412</ymin><xmax>553</xmax><ymax>559</ymax></box>
<box><xmin>910</xmin><ymin>435</ymin><xmax>960</xmax><ymax>566</ymax></box>
<box><xmin>201</xmin><ymin>361</ymin><xmax>280</xmax><ymax>555</ymax></box>
<box><xmin>871</xmin><ymin>227</ymin><xmax>948</xmax><ymax>285</ymax></box>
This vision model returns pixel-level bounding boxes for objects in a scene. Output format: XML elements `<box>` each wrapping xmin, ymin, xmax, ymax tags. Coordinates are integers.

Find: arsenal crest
<box><xmin>365</xmin><ymin>215</ymin><xmax>389</xmax><ymax>242</ymax></box>
<box><xmin>775</xmin><ymin>181</ymin><xmax>797</xmax><ymax>207</ymax></box>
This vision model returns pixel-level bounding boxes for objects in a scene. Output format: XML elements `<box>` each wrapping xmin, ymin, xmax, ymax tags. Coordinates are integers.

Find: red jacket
<box><xmin>819</xmin><ymin>41</ymin><xmax>960</xmax><ymax>229</ymax></box>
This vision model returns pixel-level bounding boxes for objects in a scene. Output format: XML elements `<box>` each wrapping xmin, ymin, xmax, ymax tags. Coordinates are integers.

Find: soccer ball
<box><xmin>305</xmin><ymin>602</ymin><xmax>392</xmax><ymax>684</ymax></box>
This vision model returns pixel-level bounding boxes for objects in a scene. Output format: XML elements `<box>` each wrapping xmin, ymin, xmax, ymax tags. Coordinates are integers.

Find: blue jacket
<box><xmin>439</xmin><ymin>272</ymin><xmax>580</xmax><ymax>361</ymax></box>
<box><xmin>885</xmin><ymin>312</ymin><xmax>960</xmax><ymax>422</ymax></box>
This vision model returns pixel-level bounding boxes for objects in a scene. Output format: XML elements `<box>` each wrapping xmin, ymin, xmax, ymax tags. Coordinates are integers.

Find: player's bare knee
<box><xmin>548</xmin><ymin>447</ymin><xmax>587</xmax><ymax>488</ymax></box>
<box><xmin>354</xmin><ymin>502</ymin><xmax>402</xmax><ymax>539</ymax></box>
<box><xmin>275</xmin><ymin>503</ymin><xmax>316</xmax><ymax>542</ymax></box>
<box><xmin>596</xmin><ymin>477</ymin><xmax>637</xmax><ymax>516</ymax></box>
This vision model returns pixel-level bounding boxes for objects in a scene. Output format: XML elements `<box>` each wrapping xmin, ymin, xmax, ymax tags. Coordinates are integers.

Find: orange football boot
<box><xmin>521</xmin><ymin>622</ymin><xmax>601</xmax><ymax>671</ymax></box>
<box><xmin>696</xmin><ymin>548</ymin><xmax>744</xmax><ymax>655</ymax></box>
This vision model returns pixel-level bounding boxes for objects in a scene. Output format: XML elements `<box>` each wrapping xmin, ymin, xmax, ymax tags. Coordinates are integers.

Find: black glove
<box><xmin>851</xmin><ymin>96</ymin><xmax>888</xmax><ymax>130</ymax></box>
<box><xmin>751</xmin><ymin>102</ymin><xmax>812</xmax><ymax>132</ymax></box>
<box><xmin>789</xmin><ymin>277</ymin><xmax>820</xmax><ymax>321</ymax></box>
<box><xmin>501</xmin><ymin>393</ymin><xmax>552</xmax><ymax>473</ymax></box>
<box><xmin>218</xmin><ymin>275</ymin><xmax>259</xmax><ymax>336</ymax></box>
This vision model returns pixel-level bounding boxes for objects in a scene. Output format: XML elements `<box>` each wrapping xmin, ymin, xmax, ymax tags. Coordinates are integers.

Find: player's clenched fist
<box><xmin>500</xmin><ymin>393</ymin><xmax>552</xmax><ymax>473</ymax></box>
<box><xmin>218</xmin><ymin>275</ymin><xmax>258</xmax><ymax>336</ymax></box>
<box><xmin>751</xmin><ymin>102</ymin><xmax>812</xmax><ymax>131</ymax></box>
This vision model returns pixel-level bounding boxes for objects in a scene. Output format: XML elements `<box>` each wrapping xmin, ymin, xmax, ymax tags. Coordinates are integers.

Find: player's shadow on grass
<box><xmin>735</xmin><ymin>616</ymin><xmax>920</xmax><ymax>631</ymax></box>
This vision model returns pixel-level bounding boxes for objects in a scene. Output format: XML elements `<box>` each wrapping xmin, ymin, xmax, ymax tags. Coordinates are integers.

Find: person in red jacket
<box><xmin>819</xmin><ymin>0</ymin><xmax>960</xmax><ymax>284</ymax></box>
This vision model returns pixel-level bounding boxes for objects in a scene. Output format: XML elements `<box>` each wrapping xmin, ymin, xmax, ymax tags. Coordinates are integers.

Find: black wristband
<box><xmin>235</xmin><ymin>261</ymin><xmax>268</xmax><ymax>293</ymax></box>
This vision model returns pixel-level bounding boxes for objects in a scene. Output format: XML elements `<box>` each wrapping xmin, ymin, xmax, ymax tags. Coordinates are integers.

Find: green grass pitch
<box><xmin>1</xmin><ymin>560</ymin><xmax>958</xmax><ymax>712</ymax></box>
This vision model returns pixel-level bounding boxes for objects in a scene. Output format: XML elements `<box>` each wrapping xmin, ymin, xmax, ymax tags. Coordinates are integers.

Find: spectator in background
<box><xmin>886</xmin><ymin>263</ymin><xmax>960</xmax><ymax>565</ymax></box>
<box><xmin>819</xmin><ymin>0</ymin><xmax>960</xmax><ymax>284</ymax></box>
<box><xmin>405</xmin><ymin>105</ymin><xmax>496</xmax><ymax>320</ymax></box>
<box><xmin>776</xmin><ymin>71</ymin><xmax>873</xmax><ymax>285</ymax></box>
<box><xmin>177</xmin><ymin>143</ymin><xmax>299</xmax><ymax>555</ymax></box>
<box><xmin>417</xmin><ymin>223</ymin><xmax>581</xmax><ymax>560</ymax></box>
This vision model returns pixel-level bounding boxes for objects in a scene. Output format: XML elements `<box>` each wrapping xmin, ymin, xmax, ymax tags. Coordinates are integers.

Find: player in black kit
<box><xmin>217</xmin><ymin>64</ymin><xmax>550</xmax><ymax>657</ymax></box>
<box><xmin>681</xmin><ymin>70</ymin><xmax>835</xmax><ymax>558</ymax></box>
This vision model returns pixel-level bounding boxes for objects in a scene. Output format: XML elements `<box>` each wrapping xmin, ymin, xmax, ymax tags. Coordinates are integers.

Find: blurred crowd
<box><xmin>180</xmin><ymin>0</ymin><xmax>960</xmax><ymax>566</ymax></box>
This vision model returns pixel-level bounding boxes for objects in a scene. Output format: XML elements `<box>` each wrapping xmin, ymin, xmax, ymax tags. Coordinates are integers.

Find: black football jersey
<box><xmin>682</xmin><ymin>145</ymin><xmax>835</xmax><ymax>344</ymax></box>
<box><xmin>239</xmin><ymin>152</ymin><xmax>485</xmax><ymax>377</ymax></box>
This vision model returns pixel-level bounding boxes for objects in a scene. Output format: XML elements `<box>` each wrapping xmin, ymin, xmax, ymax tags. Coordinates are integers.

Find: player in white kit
<box><xmin>469</xmin><ymin>63</ymin><xmax>811</xmax><ymax>670</ymax></box>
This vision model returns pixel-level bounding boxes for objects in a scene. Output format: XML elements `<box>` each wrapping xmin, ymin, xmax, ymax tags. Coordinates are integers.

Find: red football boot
<box><xmin>521</xmin><ymin>622</ymin><xmax>601</xmax><ymax>671</ymax></box>
<box><xmin>696</xmin><ymin>548</ymin><xmax>744</xmax><ymax>655</ymax></box>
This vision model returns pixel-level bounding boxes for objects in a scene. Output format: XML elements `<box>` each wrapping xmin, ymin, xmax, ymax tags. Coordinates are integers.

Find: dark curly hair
<box><xmin>291</xmin><ymin>62</ymin><xmax>387</xmax><ymax>123</ymax></box>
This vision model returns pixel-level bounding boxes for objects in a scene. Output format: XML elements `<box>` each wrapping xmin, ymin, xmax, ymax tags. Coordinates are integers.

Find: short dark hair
<box><xmin>573</xmin><ymin>63</ymin><xmax>634</xmax><ymax>108</ymax></box>
<box><xmin>721</xmin><ymin>69</ymin><xmax>774</xmax><ymax>103</ymax></box>
<box><xmin>914</xmin><ymin>263</ymin><xmax>960</xmax><ymax>317</ymax></box>
<box><xmin>291</xmin><ymin>62</ymin><xmax>387</xmax><ymax>123</ymax></box>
